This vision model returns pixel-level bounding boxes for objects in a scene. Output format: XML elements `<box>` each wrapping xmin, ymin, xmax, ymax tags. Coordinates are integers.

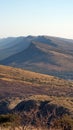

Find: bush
<box><xmin>53</xmin><ymin>115</ymin><xmax>73</xmax><ymax>130</ymax></box>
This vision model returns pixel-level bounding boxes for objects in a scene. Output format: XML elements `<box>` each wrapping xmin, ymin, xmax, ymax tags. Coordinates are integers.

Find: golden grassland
<box><xmin>0</xmin><ymin>65</ymin><xmax>73</xmax><ymax>86</ymax></box>
<box><xmin>7</xmin><ymin>95</ymin><xmax>73</xmax><ymax>117</ymax></box>
<box><xmin>0</xmin><ymin>65</ymin><xmax>73</xmax><ymax>98</ymax></box>
<box><xmin>0</xmin><ymin>65</ymin><xmax>73</xmax><ymax>118</ymax></box>
<box><xmin>0</xmin><ymin>65</ymin><xmax>73</xmax><ymax>112</ymax></box>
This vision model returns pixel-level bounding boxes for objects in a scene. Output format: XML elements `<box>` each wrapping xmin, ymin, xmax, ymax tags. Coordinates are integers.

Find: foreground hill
<box><xmin>0</xmin><ymin>65</ymin><xmax>73</xmax><ymax>113</ymax></box>
<box><xmin>0</xmin><ymin>65</ymin><xmax>73</xmax><ymax>129</ymax></box>
<box><xmin>0</xmin><ymin>36</ymin><xmax>73</xmax><ymax>80</ymax></box>
<box><xmin>0</xmin><ymin>65</ymin><xmax>73</xmax><ymax>98</ymax></box>
<box><xmin>0</xmin><ymin>95</ymin><xmax>73</xmax><ymax>130</ymax></box>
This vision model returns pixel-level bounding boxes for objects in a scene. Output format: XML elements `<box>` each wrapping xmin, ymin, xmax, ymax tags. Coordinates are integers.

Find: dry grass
<box><xmin>0</xmin><ymin>65</ymin><xmax>73</xmax><ymax>86</ymax></box>
<box><xmin>0</xmin><ymin>65</ymin><xmax>73</xmax><ymax>117</ymax></box>
<box><xmin>0</xmin><ymin>65</ymin><xmax>73</xmax><ymax>98</ymax></box>
<box><xmin>0</xmin><ymin>126</ymin><xmax>62</xmax><ymax>130</ymax></box>
<box><xmin>24</xmin><ymin>95</ymin><xmax>73</xmax><ymax>114</ymax></box>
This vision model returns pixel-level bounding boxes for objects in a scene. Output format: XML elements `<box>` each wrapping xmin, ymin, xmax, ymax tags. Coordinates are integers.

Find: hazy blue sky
<box><xmin>0</xmin><ymin>0</ymin><xmax>73</xmax><ymax>39</ymax></box>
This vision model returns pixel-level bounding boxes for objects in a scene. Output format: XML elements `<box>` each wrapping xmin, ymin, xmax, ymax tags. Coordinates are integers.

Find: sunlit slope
<box><xmin>0</xmin><ymin>65</ymin><xmax>73</xmax><ymax>98</ymax></box>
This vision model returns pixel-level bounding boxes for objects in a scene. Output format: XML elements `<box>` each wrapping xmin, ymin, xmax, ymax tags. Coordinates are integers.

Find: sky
<box><xmin>0</xmin><ymin>0</ymin><xmax>73</xmax><ymax>39</ymax></box>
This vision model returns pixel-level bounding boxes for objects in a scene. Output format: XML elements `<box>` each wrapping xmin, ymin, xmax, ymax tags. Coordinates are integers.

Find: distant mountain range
<box><xmin>0</xmin><ymin>35</ymin><xmax>73</xmax><ymax>80</ymax></box>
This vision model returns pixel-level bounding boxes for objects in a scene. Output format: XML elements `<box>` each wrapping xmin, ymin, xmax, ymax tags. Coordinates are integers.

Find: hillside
<box><xmin>0</xmin><ymin>37</ymin><xmax>30</xmax><ymax>60</ymax></box>
<box><xmin>0</xmin><ymin>36</ymin><xmax>73</xmax><ymax>80</ymax></box>
<box><xmin>0</xmin><ymin>65</ymin><xmax>73</xmax><ymax>129</ymax></box>
<box><xmin>0</xmin><ymin>65</ymin><xmax>73</xmax><ymax>98</ymax></box>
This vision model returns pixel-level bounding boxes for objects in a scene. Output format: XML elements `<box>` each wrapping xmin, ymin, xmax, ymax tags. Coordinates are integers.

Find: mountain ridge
<box><xmin>0</xmin><ymin>35</ymin><xmax>73</xmax><ymax>80</ymax></box>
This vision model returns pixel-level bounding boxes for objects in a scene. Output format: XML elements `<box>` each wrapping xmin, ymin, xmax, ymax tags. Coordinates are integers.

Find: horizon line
<box><xmin>0</xmin><ymin>34</ymin><xmax>73</xmax><ymax>40</ymax></box>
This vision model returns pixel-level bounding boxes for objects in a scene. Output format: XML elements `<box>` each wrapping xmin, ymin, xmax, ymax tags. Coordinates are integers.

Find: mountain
<box><xmin>0</xmin><ymin>35</ymin><xmax>73</xmax><ymax>80</ymax></box>
<box><xmin>0</xmin><ymin>37</ymin><xmax>31</xmax><ymax>60</ymax></box>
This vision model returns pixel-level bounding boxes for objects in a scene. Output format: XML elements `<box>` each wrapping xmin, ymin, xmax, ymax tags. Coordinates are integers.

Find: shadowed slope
<box><xmin>0</xmin><ymin>36</ymin><xmax>73</xmax><ymax>79</ymax></box>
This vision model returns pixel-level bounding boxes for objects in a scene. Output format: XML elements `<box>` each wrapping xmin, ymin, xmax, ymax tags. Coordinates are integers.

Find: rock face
<box><xmin>13</xmin><ymin>99</ymin><xmax>70</xmax><ymax>127</ymax></box>
<box><xmin>14</xmin><ymin>100</ymin><xmax>37</xmax><ymax>112</ymax></box>
<box><xmin>14</xmin><ymin>99</ymin><xmax>69</xmax><ymax>116</ymax></box>
<box><xmin>0</xmin><ymin>99</ymin><xmax>72</xmax><ymax>130</ymax></box>
<box><xmin>0</xmin><ymin>101</ymin><xmax>10</xmax><ymax>114</ymax></box>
